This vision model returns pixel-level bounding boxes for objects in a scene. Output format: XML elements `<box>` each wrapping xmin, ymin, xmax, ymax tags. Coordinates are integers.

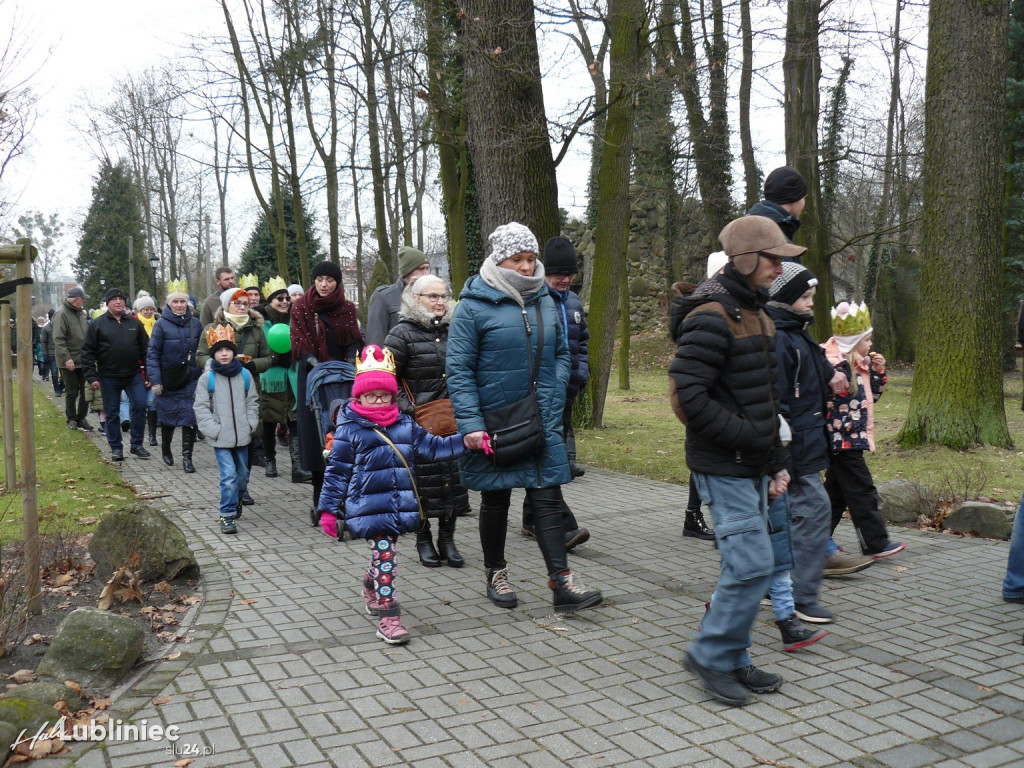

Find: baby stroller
<box><xmin>305</xmin><ymin>360</ymin><xmax>356</xmax><ymax>533</ymax></box>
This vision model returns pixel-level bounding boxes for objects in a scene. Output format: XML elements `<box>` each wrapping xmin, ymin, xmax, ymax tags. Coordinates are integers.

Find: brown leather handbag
<box><xmin>401</xmin><ymin>379</ymin><xmax>458</xmax><ymax>437</ymax></box>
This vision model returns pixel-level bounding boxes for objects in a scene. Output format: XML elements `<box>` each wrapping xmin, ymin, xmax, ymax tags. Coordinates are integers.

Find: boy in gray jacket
<box><xmin>194</xmin><ymin>325</ymin><xmax>259</xmax><ymax>534</ymax></box>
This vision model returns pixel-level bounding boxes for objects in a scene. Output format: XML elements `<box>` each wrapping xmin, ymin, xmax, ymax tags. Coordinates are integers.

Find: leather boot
<box><xmin>437</xmin><ymin>514</ymin><xmax>464</xmax><ymax>568</ymax></box>
<box><xmin>683</xmin><ymin>507</ymin><xmax>715</xmax><ymax>541</ymax></box>
<box><xmin>265</xmin><ymin>458</ymin><xmax>278</xmax><ymax>477</ymax></box>
<box><xmin>161</xmin><ymin>426</ymin><xmax>174</xmax><ymax>466</ymax></box>
<box><xmin>417</xmin><ymin>520</ymin><xmax>441</xmax><ymax>567</ymax></box>
<box><xmin>290</xmin><ymin>435</ymin><xmax>312</xmax><ymax>483</ymax></box>
<box><xmin>181</xmin><ymin>426</ymin><xmax>196</xmax><ymax>474</ymax></box>
<box><xmin>147</xmin><ymin>411</ymin><xmax>158</xmax><ymax>446</ymax></box>
<box><xmin>567</xmin><ymin>433</ymin><xmax>585</xmax><ymax>478</ymax></box>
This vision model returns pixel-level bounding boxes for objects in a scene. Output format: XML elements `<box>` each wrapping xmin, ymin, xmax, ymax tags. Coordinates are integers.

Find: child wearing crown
<box><xmin>821</xmin><ymin>302</ymin><xmax>905</xmax><ymax>560</ymax></box>
<box><xmin>194</xmin><ymin>324</ymin><xmax>260</xmax><ymax>535</ymax></box>
<box><xmin>316</xmin><ymin>345</ymin><xmax>467</xmax><ymax>645</ymax></box>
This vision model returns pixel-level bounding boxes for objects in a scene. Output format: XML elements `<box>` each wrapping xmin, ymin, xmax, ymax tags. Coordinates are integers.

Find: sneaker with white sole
<box><xmin>376</xmin><ymin>615</ymin><xmax>410</xmax><ymax>645</ymax></box>
<box><xmin>870</xmin><ymin>541</ymin><xmax>906</xmax><ymax>559</ymax></box>
<box><xmin>794</xmin><ymin>602</ymin><xmax>834</xmax><ymax>624</ymax></box>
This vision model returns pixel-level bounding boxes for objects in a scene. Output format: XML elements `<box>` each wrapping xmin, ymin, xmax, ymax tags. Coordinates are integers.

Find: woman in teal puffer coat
<box><xmin>446</xmin><ymin>221</ymin><xmax>602</xmax><ymax>616</ymax></box>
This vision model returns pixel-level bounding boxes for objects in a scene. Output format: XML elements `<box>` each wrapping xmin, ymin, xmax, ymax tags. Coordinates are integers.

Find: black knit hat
<box><xmin>542</xmin><ymin>236</ymin><xmax>578</xmax><ymax>275</ymax></box>
<box><xmin>102</xmin><ymin>287</ymin><xmax>128</xmax><ymax>303</ymax></box>
<box><xmin>769</xmin><ymin>261</ymin><xmax>818</xmax><ymax>306</ymax></box>
<box><xmin>310</xmin><ymin>260</ymin><xmax>343</xmax><ymax>283</ymax></box>
<box><xmin>764</xmin><ymin>166</ymin><xmax>808</xmax><ymax>205</ymax></box>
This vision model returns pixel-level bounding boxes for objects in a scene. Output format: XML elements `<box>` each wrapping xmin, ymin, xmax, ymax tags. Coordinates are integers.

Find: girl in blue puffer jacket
<box><xmin>317</xmin><ymin>345</ymin><xmax>466</xmax><ymax>646</ymax></box>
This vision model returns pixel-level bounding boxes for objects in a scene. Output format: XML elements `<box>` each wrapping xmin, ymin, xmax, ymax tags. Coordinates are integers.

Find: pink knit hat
<box><xmin>352</xmin><ymin>345</ymin><xmax>398</xmax><ymax>398</ymax></box>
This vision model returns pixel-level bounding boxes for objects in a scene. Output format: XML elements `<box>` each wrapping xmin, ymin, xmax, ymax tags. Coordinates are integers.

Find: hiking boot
<box><xmin>870</xmin><ymin>541</ymin><xmax>906</xmax><ymax>559</ymax></box>
<box><xmin>824</xmin><ymin>551</ymin><xmax>874</xmax><ymax>577</ymax></box>
<box><xmin>565</xmin><ymin>528</ymin><xmax>590</xmax><ymax>551</ymax></box>
<box><xmin>486</xmin><ymin>567</ymin><xmax>518</xmax><ymax>609</ymax></box>
<box><xmin>570</xmin><ymin>462</ymin><xmax>586</xmax><ymax>478</ymax></box>
<box><xmin>219</xmin><ymin>516</ymin><xmax>237</xmax><ymax>535</ymax></box>
<box><xmin>67</xmin><ymin>419</ymin><xmax>79</xmax><ymax>430</ymax></box>
<box><xmin>376</xmin><ymin>615</ymin><xmax>410</xmax><ymax>645</ymax></box>
<box><xmin>76</xmin><ymin>419</ymin><xmax>95</xmax><ymax>432</ymax></box>
<box><xmin>683</xmin><ymin>652</ymin><xmax>749</xmax><ymax>707</ymax></box>
<box><xmin>550</xmin><ymin>570</ymin><xmax>602</xmax><ymax>613</ymax></box>
<box><xmin>794</xmin><ymin>602</ymin><xmax>834</xmax><ymax>624</ymax></box>
<box><xmin>265</xmin><ymin>458</ymin><xmax>278</xmax><ymax>478</ymax></box>
<box><xmin>734</xmin><ymin>664</ymin><xmax>783</xmax><ymax>693</ymax></box>
<box><xmin>111</xmin><ymin>449</ymin><xmax>124</xmax><ymax>461</ymax></box>
<box><xmin>776</xmin><ymin>615</ymin><xmax>827</xmax><ymax>652</ymax></box>
<box><xmin>683</xmin><ymin>508</ymin><xmax>715</xmax><ymax>541</ymax></box>
<box><xmin>129</xmin><ymin>446</ymin><xmax>151</xmax><ymax>459</ymax></box>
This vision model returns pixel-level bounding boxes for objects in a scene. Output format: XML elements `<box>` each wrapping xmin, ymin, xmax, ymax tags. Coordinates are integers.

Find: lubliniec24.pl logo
<box><xmin>10</xmin><ymin>716</ymin><xmax>214</xmax><ymax>759</ymax></box>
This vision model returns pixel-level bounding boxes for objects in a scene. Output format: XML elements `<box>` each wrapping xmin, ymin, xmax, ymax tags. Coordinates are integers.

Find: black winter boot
<box><xmin>684</xmin><ymin>508</ymin><xmax>715</xmax><ymax>541</ymax></box>
<box><xmin>290</xmin><ymin>435</ymin><xmax>312</xmax><ymax>483</ymax></box>
<box><xmin>437</xmin><ymin>515</ymin><xmax>464</xmax><ymax>568</ymax></box>
<box><xmin>250</xmin><ymin>433</ymin><xmax>266</xmax><ymax>468</ymax></box>
<box><xmin>549</xmin><ymin>570</ymin><xmax>603</xmax><ymax>613</ymax></box>
<box><xmin>181</xmin><ymin>427</ymin><xmax>196</xmax><ymax>474</ymax></box>
<box><xmin>161</xmin><ymin>426</ymin><xmax>174</xmax><ymax>467</ymax></box>
<box><xmin>776</xmin><ymin>615</ymin><xmax>827</xmax><ymax>652</ymax></box>
<box><xmin>567</xmin><ymin>433</ymin><xmax>585</xmax><ymax>478</ymax></box>
<box><xmin>147</xmin><ymin>411</ymin><xmax>158</xmax><ymax>446</ymax></box>
<box><xmin>417</xmin><ymin>521</ymin><xmax>441</xmax><ymax>567</ymax></box>
<box><xmin>265</xmin><ymin>458</ymin><xmax>278</xmax><ymax>478</ymax></box>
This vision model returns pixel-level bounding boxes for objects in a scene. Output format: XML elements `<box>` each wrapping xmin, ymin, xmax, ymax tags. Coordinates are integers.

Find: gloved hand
<box><xmin>151</xmin><ymin>384</ymin><xmax>163</xmax><ymax>397</ymax></box>
<box><xmin>304</xmin><ymin>355</ymin><xmax>319</xmax><ymax>370</ymax></box>
<box><xmin>243</xmin><ymin>360</ymin><xmax>257</xmax><ymax>375</ymax></box>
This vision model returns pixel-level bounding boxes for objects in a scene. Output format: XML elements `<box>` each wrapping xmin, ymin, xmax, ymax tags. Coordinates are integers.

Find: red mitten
<box><xmin>319</xmin><ymin>512</ymin><xmax>338</xmax><ymax>538</ymax></box>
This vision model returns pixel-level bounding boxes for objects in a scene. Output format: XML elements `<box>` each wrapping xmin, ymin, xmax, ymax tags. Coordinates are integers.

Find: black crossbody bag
<box><xmin>483</xmin><ymin>302</ymin><xmax>546</xmax><ymax>466</ymax></box>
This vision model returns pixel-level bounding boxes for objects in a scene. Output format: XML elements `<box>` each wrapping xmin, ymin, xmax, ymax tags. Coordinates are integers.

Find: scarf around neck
<box><xmin>224</xmin><ymin>310</ymin><xmax>250</xmax><ymax>328</ymax></box>
<box><xmin>479</xmin><ymin>258</ymin><xmax>547</xmax><ymax>308</ymax></box>
<box><xmin>350</xmin><ymin>401</ymin><xmax>400</xmax><ymax>427</ymax></box>
<box><xmin>211</xmin><ymin>357</ymin><xmax>243</xmax><ymax>378</ymax></box>
<box><xmin>292</xmin><ymin>285</ymin><xmax>361</xmax><ymax>362</ymax></box>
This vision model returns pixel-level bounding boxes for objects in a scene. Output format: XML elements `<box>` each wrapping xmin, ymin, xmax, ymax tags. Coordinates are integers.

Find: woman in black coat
<box><xmin>385</xmin><ymin>275</ymin><xmax>469</xmax><ymax>568</ymax></box>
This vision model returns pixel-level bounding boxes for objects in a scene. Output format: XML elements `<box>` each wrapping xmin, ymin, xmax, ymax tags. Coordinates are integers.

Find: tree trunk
<box><xmin>584</xmin><ymin>0</ymin><xmax>643</xmax><ymax>428</ymax></box>
<box><xmin>784</xmin><ymin>0</ymin><xmax>833</xmax><ymax>338</ymax></box>
<box><xmin>618</xmin><ymin>256</ymin><xmax>630</xmax><ymax>390</ymax></box>
<box><xmin>739</xmin><ymin>0</ymin><xmax>758</xmax><ymax>209</ymax></box>
<box><xmin>899</xmin><ymin>0</ymin><xmax>1011</xmax><ymax>449</ymax></box>
<box><xmin>359</xmin><ymin>0</ymin><xmax>393</xmax><ymax>267</ymax></box>
<box><xmin>462</xmin><ymin>0</ymin><xmax>559</xmax><ymax>246</ymax></box>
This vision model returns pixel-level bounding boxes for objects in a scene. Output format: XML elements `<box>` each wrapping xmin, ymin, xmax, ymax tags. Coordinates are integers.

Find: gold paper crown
<box><xmin>166</xmin><ymin>278</ymin><xmax>189</xmax><ymax>296</ymax></box>
<box><xmin>239</xmin><ymin>272</ymin><xmax>260</xmax><ymax>290</ymax></box>
<box><xmin>831</xmin><ymin>301</ymin><xmax>872</xmax><ymax>337</ymax></box>
<box><xmin>356</xmin><ymin>345</ymin><xmax>396</xmax><ymax>376</ymax></box>
<box><xmin>262</xmin><ymin>275</ymin><xmax>287</xmax><ymax>300</ymax></box>
<box><xmin>205</xmin><ymin>324</ymin><xmax>236</xmax><ymax>349</ymax></box>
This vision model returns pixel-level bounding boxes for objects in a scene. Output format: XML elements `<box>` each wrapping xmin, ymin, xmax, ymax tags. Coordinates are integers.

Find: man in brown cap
<box><xmin>365</xmin><ymin>246</ymin><xmax>431</xmax><ymax>346</ymax></box>
<box><xmin>668</xmin><ymin>215</ymin><xmax>803</xmax><ymax>706</ymax></box>
<box><xmin>53</xmin><ymin>286</ymin><xmax>93</xmax><ymax>431</ymax></box>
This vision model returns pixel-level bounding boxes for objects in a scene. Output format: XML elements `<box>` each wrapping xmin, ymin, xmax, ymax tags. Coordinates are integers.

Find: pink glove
<box><xmin>319</xmin><ymin>512</ymin><xmax>337</xmax><ymax>538</ymax></box>
<box><xmin>481</xmin><ymin>433</ymin><xmax>494</xmax><ymax>456</ymax></box>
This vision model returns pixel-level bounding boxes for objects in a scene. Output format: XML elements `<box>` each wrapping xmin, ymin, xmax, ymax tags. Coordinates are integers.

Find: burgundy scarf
<box><xmin>291</xmin><ymin>284</ymin><xmax>361</xmax><ymax>362</ymax></box>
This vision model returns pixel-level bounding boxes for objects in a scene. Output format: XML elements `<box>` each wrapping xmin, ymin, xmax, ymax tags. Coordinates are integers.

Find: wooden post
<box><xmin>0</xmin><ymin>301</ymin><xmax>14</xmax><ymax>493</ymax></box>
<box><xmin>14</xmin><ymin>240</ymin><xmax>40</xmax><ymax>615</ymax></box>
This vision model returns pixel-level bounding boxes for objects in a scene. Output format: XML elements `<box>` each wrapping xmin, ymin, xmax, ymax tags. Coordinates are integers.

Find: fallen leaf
<box><xmin>979</xmin><ymin>684</ymin><xmax>995</xmax><ymax>692</ymax></box>
<box><xmin>63</xmin><ymin>680</ymin><xmax>82</xmax><ymax>694</ymax></box>
<box><xmin>91</xmin><ymin>697</ymin><xmax>112</xmax><ymax>710</ymax></box>
<box><xmin>239</xmin><ymin>599</ymin><xmax>257</xmax><ymax>605</ymax></box>
<box><xmin>894</xmin><ymin>566</ymin><xmax>907</xmax><ymax>572</ymax></box>
<box><xmin>154</xmin><ymin>581</ymin><xmax>172</xmax><ymax>596</ymax></box>
<box><xmin>23</xmin><ymin>634</ymin><xmax>46</xmax><ymax>646</ymax></box>
<box><xmin>8</xmin><ymin>669</ymin><xmax>35</xmax><ymax>684</ymax></box>
<box><xmin>174</xmin><ymin>760</ymin><xmax>195</xmax><ymax>767</ymax></box>
<box><xmin>152</xmin><ymin>695</ymin><xmax>172</xmax><ymax>706</ymax></box>
<box><xmin>77</xmin><ymin>516</ymin><xmax>99</xmax><ymax>525</ymax></box>
<box><xmin>163</xmin><ymin>652</ymin><xmax>181</xmax><ymax>661</ymax></box>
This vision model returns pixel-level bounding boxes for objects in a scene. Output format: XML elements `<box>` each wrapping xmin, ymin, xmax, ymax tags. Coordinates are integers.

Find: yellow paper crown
<box><xmin>356</xmin><ymin>344</ymin><xmax>396</xmax><ymax>376</ymax></box>
<box><xmin>166</xmin><ymin>278</ymin><xmax>189</xmax><ymax>296</ymax></box>
<box><xmin>831</xmin><ymin>301</ymin><xmax>872</xmax><ymax>337</ymax></box>
<box><xmin>239</xmin><ymin>272</ymin><xmax>260</xmax><ymax>291</ymax></box>
<box><xmin>205</xmin><ymin>324</ymin><xmax>236</xmax><ymax>349</ymax></box>
<box><xmin>262</xmin><ymin>275</ymin><xmax>287</xmax><ymax>300</ymax></box>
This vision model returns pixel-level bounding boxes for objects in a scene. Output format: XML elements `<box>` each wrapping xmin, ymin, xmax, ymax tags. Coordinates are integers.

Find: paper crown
<box><xmin>831</xmin><ymin>301</ymin><xmax>872</xmax><ymax>337</ymax></box>
<box><xmin>239</xmin><ymin>272</ymin><xmax>260</xmax><ymax>291</ymax></box>
<box><xmin>166</xmin><ymin>278</ymin><xmax>189</xmax><ymax>296</ymax></box>
<box><xmin>355</xmin><ymin>344</ymin><xmax>396</xmax><ymax>376</ymax></box>
<box><xmin>205</xmin><ymin>324</ymin><xmax>236</xmax><ymax>349</ymax></box>
<box><xmin>262</xmin><ymin>276</ymin><xmax>287</xmax><ymax>300</ymax></box>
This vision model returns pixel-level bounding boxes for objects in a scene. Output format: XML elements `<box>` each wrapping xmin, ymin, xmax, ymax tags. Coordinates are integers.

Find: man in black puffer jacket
<box><xmin>669</xmin><ymin>215</ymin><xmax>800</xmax><ymax>707</ymax></box>
<box><xmin>746</xmin><ymin>165</ymin><xmax>806</xmax><ymax>243</ymax></box>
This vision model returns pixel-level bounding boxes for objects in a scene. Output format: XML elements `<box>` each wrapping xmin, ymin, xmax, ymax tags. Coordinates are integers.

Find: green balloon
<box><xmin>267</xmin><ymin>323</ymin><xmax>291</xmax><ymax>354</ymax></box>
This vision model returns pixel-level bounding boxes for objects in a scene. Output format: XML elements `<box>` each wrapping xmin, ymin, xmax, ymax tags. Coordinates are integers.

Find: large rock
<box><xmin>942</xmin><ymin>502</ymin><xmax>1013</xmax><ymax>539</ymax></box>
<box><xmin>37</xmin><ymin>608</ymin><xmax>144</xmax><ymax>690</ymax></box>
<box><xmin>0</xmin><ymin>698</ymin><xmax>57</xmax><ymax>740</ymax></box>
<box><xmin>879</xmin><ymin>480</ymin><xmax>937</xmax><ymax>523</ymax></box>
<box><xmin>2</xmin><ymin>681</ymin><xmax>82</xmax><ymax>712</ymax></box>
<box><xmin>89</xmin><ymin>503</ymin><xmax>199</xmax><ymax>582</ymax></box>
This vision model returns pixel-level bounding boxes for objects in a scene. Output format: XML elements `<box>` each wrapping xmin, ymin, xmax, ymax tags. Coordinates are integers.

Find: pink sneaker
<box><xmin>376</xmin><ymin>615</ymin><xmax>410</xmax><ymax>645</ymax></box>
<box><xmin>362</xmin><ymin>579</ymin><xmax>385</xmax><ymax>616</ymax></box>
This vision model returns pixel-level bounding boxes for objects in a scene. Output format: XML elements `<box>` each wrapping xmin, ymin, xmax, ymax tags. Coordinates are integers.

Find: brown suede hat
<box><xmin>718</xmin><ymin>216</ymin><xmax>806</xmax><ymax>275</ymax></box>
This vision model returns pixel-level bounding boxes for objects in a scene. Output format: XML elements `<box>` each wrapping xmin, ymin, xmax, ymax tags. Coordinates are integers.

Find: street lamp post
<box><xmin>149</xmin><ymin>256</ymin><xmax>160</xmax><ymax>304</ymax></box>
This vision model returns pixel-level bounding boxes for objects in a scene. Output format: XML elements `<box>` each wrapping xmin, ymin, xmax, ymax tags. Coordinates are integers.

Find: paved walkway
<box><xmin>39</xmin><ymin>386</ymin><xmax>1024</xmax><ymax>768</ymax></box>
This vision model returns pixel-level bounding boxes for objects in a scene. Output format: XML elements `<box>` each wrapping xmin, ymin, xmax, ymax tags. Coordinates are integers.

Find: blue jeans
<box><xmin>767</xmin><ymin>571</ymin><xmax>795</xmax><ymax>621</ymax></box>
<box><xmin>99</xmin><ymin>375</ymin><xmax>147</xmax><ymax>452</ymax></box>
<box><xmin>690</xmin><ymin>473</ymin><xmax>773</xmax><ymax>673</ymax></box>
<box><xmin>1003</xmin><ymin>490</ymin><xmax>1024</xmax><ymax>599</ymax></box>
<box><xmin>215</xmin><ymin>447</ymin><xmax>250</xmax><ymax>518</ymax></box>
<box><xmin>46</xmin><ymin>356</ymin><xmax>61</xmax><ymax>393</ymax></box>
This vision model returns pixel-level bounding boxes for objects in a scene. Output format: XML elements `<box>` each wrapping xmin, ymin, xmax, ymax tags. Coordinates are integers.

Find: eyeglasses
<box><xmin>230</xmin><ymin>300</ymin><xmax>250</xmax><ymax>308</ymax></box>
<box><xmin>416</xmin><ymin>293</ymin><xmax>449</xmax><ymax>303</ymax></box>
<box><xmin>272</xmin><ymin>295</ymin><xmax>290</xmax><ymax>302</ymax></box>
<box><xmin>360</xmin><ymin>392</ymin><xmax>393</xmax><ymax>403</ymax></box>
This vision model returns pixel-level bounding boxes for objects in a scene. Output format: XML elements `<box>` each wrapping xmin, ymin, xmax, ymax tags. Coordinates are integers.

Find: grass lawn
<box><xmin>577</xmin><ymin>333</ymin><xmax>1024</xmax><ymax>505</ymax></box>
<box><xmin>0</xmin><ymin>377</ymin><xmax>136</xmax><ymax>546</ymax></box>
